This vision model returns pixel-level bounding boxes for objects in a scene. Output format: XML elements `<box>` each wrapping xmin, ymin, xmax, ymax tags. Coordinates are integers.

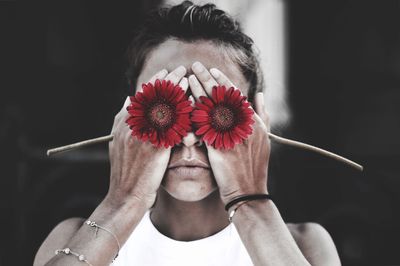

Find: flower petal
<box><xmin>229</xmin><ymin>131</ymin><xmax>241</xmax><ymax>144</ymax></box>
<box><xmin>172</xmin><ymin>123</ymin><xmax>188</xmax><ymax>137</ymax></box>
<box><xmin>223</xmin><ymin>131</ymin><xmax>233</xmax><ymax>149</ymax></box>
<box><xmin>192</xmin><ymin>109</ymin><xmax>209</xmax><ymax>117</ymax></box>
<box><xmin>217</xmin><ymin>85</ymin><xmax>226</xmax><ymax>103</ymax></box>
<box><xmin>200</xmin><ymin>96</ymin><xmax>215</xmax><ymax>108</ymax></box>
<box><xmin>212</xmin><ymin>86</ymin><xmax>218</xmax><ymax>103</ymax></box>
<box><xmin>215</xmin><ymin>133</ymin><xmax>223</xmax><ymax>149</ymax></box>
<box><xmin>178</xmin><ymin>106</ymin><xmax>194</xmax><ymax>114</ymax></box>
<box><xmin>195</xmin><ymin>124</ymin><xmax>211</xmax><ymax>135</ymax></box>
<box><xmin>194</xmin><ymin>102</ymin><xmax>211</xmax><ymax>112</ymax></box>
<box><xmin>191</xmin><ymin>115</ymin><xmax>210</xmax><ymax>122</ymax></box>
<box><xmin>202</xmin><ymin>128</ymin><xmax>216</xmax><ymax>143</ymax></box>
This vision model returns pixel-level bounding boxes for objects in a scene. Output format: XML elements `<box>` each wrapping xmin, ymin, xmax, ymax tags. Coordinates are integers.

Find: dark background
<box><xmin>1</xmin><ymin>0</ymin><xmax>399</xmax><ymax>265</ymax></box>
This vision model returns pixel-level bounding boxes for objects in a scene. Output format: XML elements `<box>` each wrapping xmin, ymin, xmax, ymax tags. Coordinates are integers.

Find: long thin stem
<box><xmin>46</xmin><ymin>133</ymin><xmax>363</xmax><ymax>171</ymax></box>
<box><xmin>46</xmin><ymin>135</ymin><xmax>114</xmax><ymax>156</ymax></box>
<box><xmin>267</xmin><ymin>133</ymin><xmax>363</xmax><ymax>171</ymax></box>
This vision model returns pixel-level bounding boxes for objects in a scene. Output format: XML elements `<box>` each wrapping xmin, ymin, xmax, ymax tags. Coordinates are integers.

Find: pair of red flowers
<box><xmin>125</xmin><ymin>79</ymin><xmax>255</xmax><ymax>149</ymax></box>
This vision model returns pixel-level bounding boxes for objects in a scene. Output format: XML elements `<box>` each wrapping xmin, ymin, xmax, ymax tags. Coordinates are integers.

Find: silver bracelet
<box><xmin>85</xmin><ymin>220</ymin><xmax>121</xmax><ymax>261</ymax></box>
<box><xmin>55</xmin><ymin>248</ymin><xmax>93</xmax><ymax>266</ymax></box>
<box><xmin>228</xmin><ymin>201</ymin><xmax>249</xmax><ymax>223</ymax></box>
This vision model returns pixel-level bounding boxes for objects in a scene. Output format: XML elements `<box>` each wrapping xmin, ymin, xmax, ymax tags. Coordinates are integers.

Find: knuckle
<box><xmin>124</xmin><ymin>130</ymin><xmax>133</xmax><ymax>144</ymax></box>
<box><xmin>167</xmin><ymin>73</ymin><xmax>178</xmax><ymax>82</ymax></box>
<box><xmin>114</xmin><ymin>112</ymin><xmax>121</xmax><ymax>121</ymax></box>
<box><xmin>264</xmin><ymin>113</ymin><xmax>270</xmax><ymax>124</ymax></box>
<box><xmin>155</xmin><ymin>73</ymin><xmax>164</xmax><ymax>79</ymax></box>
<box><xmin>200</xmin><ymin>72</ymin><xmax>211</xmax><ymax>82</ymax></box>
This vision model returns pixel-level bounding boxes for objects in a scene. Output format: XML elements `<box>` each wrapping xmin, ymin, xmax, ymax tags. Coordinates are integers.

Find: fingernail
<box><xmin>177</xmin><ymin>65</ymin><xmax>186</xmax><ymax>74</ymax></box>
<box><xmin>188</xmin><ymin>95</ymin><xmax>195</xmax><ymax>107</ymax></box>
<box><xmin>123</xmin><ymin>96</ymin><xmax>130</xmax><ymax>108</ymax></box>
<box><xmin>180</xmin><ymin>77</ymin><xmax>188</xmax><ymax>86</ymax></box>
<box><xmin>210</xmin><ymin>68</ymin><xmax>219</xmax><ymax>79</ymax></box>
<box><xmin>159</xmin><ymin>69</ymin><xmax>168</xmax><ymax>75</ymax></box>
<box><xmin>188</xmin><ymin>74</ymin><xmax>197</xmax><ymax>83</ymax></box>
<box><xmin>192</xmin><ymin>61</ymin><xmax>204</xmax><ymax>73</ymax></box>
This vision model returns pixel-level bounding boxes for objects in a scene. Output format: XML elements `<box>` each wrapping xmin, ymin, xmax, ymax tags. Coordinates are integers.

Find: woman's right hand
<box><xmin>106</xmin><ymin>66</ymin><xmax>188</xmax><ymax>209</ymax></box>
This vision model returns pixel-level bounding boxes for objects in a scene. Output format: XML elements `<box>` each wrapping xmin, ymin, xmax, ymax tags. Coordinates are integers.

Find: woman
<box><xmin>34</xmin><ymin>2</ymin><xmax>341</xmax><ymax>265</ymax></box>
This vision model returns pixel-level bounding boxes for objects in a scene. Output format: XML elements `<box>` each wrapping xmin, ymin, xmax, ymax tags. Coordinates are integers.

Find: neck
<box><xmin>150</xmin><ymin>188</ymin><xmax>230</xmax><ymax>241</ymax></box>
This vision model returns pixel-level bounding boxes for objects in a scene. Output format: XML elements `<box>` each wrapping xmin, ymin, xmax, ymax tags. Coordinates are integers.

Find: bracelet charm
<box><xmin>55</xmin><ymin>248</ymin><xmax>93</xmax><ymax>266</ymax></box>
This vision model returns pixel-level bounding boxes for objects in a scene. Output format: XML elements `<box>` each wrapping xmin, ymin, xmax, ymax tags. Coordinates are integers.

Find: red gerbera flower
<box><xmin>191</xmin><ymin>85</ymin><xmax>255</xmax><ymax>149</ymax></box>
<box><xmin>126</xmin><ymin>79</ymin><xmax>193</xmax><ymax>148</ymax></box>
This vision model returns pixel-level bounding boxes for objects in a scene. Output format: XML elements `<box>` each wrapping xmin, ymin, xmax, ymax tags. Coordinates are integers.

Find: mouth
<box><xmin>167</xmin><ymin>165</ymin><xmax>209</xmax><ymax>178</ymax></box>
<box><xmin>168</xmin><ymin>158</ymin><xmax>210</xmax><ymax>169</ymax></box>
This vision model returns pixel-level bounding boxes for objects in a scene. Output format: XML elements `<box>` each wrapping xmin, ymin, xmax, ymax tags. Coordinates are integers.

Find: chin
<box><xmin>161</xmin><ymin>167</ymin><xmax>218</xmax><ymax>202</ymax></box>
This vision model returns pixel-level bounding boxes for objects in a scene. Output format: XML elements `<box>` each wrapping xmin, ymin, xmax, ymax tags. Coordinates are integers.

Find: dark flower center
<box><xmin>211</xmin><ymin>105</ymin><xmax>235</xmax><ymax>131</ymax></box>
<box><xmin>148</xmin><ymin>102</ymin><xmax>175</xmax><ymax>129</ymax></box>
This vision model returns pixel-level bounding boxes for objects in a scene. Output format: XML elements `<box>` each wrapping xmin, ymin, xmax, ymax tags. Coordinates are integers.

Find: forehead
<box><xmin>137</xmin><ymin>39</ymin><xmax>249</xmax><ymax>95</ymax></box>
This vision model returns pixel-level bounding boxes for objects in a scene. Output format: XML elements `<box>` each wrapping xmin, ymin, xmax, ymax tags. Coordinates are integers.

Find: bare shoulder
<box><xmin>33</xmin><ymin>217</ymin><xmax>85</xmax><ymax>266</ymax></box>
<box><xmin>287</xmin><ymin>222</ymin><xmax>342</xmax><ymax>266</ymax></box>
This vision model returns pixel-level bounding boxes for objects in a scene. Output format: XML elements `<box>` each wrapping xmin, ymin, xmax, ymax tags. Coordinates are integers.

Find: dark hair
<box><xmin>125</xmin><ymin>1</ymin><xmax>263</xmax><ymax>102</ymax></box>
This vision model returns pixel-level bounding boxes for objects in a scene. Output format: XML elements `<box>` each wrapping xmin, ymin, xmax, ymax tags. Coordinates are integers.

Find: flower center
<box><xmin>148</xmin><ymin>103</ymin><xmax>175</xmax><ymax>129</ymax></box>
<box><xmin>211</xmin><ymin>105</ymin><xmax>235</xmax><ymax>131</ymax></box>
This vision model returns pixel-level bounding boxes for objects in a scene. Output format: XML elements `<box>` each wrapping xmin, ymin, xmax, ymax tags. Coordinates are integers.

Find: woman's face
<box><xmin>137</xmin><ymin>39</ymin><xmax>249</xmax><ymax>202</ymax></box>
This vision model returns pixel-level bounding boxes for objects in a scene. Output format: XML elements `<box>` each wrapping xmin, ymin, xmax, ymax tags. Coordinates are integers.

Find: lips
<box><xmin>168</xmin><ymin>158</ymin><xmax>210</xmax><ymax>169</ymax></box>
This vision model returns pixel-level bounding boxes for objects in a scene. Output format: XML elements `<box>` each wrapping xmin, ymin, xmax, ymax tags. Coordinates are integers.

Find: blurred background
<box><xmin>1</xmin><ymin>0</ymin><xmax>399</xmax><ymax>265</ymax></box>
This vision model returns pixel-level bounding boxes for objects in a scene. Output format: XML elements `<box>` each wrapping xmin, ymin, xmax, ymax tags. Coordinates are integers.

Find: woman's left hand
<box><xmin>189</xmin><ymin>62</ymin><xmax>271</xmax><ymax>205</ymax></box>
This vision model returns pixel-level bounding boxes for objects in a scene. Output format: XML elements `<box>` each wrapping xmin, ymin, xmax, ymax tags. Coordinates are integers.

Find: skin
<box><xmin>34</xmin><ymin>39</ymin><xmax>341</xmax><ymax>266</ymax></box>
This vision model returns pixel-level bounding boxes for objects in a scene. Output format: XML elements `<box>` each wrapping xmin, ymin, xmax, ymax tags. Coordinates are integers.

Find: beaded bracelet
<box><xmin>85</xmin><ymin>220</ymin><xmax>120</xmax><ymax>261</ymax></box>
<box><xmin>55</xmin><ymin>248</ymin><xmax>93</xmax><ymax>266</ymax></box>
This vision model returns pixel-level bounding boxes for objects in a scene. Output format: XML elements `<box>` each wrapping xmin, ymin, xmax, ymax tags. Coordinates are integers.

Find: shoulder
<box><xmin>287</xmin><ymin>222</ymin><xmax>342</xmax><ymax>266</ymax></box>
<box><xmin>34</xmin><ymin>217</ymin><xmax>85</xmax><ymax>266</ymax></box>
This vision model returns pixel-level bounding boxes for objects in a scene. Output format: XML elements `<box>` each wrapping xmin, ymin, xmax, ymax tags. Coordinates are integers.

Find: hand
<box><xmin>189</xmin><ymin>62</ymin><xmax>271</xmax><ymax>205</ymax></box>
<box><xmin>106</xmin><ymin>66</ymin><xmax>188</xmax><ymax>209</ymax></box>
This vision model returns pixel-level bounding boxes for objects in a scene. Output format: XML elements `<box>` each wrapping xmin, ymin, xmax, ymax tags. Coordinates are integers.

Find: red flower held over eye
<box><xmin>191</xmin><ymin>85</ymin><xmax>255</xmax><ymax>149</ymax></box>
<box><xmin>126</xmin><ymin>79</ymin><xmax>193</xmax><ymax>148</ymax></box>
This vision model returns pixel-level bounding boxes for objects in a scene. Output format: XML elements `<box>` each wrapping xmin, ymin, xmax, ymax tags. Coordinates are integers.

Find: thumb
<box><xmin>255</xmin><ymin>93</ymin><xmax>269</xmax><ymax>127</ymax></box>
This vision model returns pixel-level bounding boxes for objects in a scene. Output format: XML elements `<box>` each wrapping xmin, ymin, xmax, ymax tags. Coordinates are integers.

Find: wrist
<box><xmin>231</xmin><ymin>199</ymin><xmax>274</xmax><ymax>226</ymax></box>
<box><xmin>221</xmin><ymin>188</ymin><xmax>269</xmax><ymax>206</ymax></box>
<box><xmin>103</xmin><ymin>193</ymin><xmax>149</xmax><ymax>215</ymax></box>
<box><xmin>88</xmin><ymin>195</ymin><xmax>148</xmax><ymax>246</ymax></box>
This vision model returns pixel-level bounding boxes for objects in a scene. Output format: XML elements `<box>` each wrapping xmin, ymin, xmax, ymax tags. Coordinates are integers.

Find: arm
<box><xmin>232</xmin><ymin>200</ymin><xmax>311</xmax><ymax>266</ymax></box>
<box><xmin>34</xmin><ymin>198</ymin><xmax>147</xmax><ymax>266</ymax></box>
<box><xmin>288</xmin><ymin>222</ymin><xmax>342</xmax><ymax>266</ymax></box>
<box><xmin>232</xmin><ymin>201</ymin><xmax>342</xmax><ymax>266</ymax></box>
<box><xmin>188</xmin><ymin>62</ymin><xmax>340</xmax><ymax>265</ymax></box>
<box><xmin>34</xmin><ymin>66</ymin><xmax>188</xmax><ymax>266</ymax></box>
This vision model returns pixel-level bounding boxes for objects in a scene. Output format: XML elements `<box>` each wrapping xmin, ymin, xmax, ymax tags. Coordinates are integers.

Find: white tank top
<box><xmin>111</xmin><ymin>210</ymin><xmax>254</xmax><ymax>266</ymax></box>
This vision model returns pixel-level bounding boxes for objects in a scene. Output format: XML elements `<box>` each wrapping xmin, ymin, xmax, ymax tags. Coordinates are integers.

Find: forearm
<box><xmin>45</xmin><ymin>197</ymin><xmax>147</xmax><ymax>266</ymax></box>
<box><xmin>232</xmin><ymin>200</ymin><xmax>311</xmax><ymax>266</ymax></box>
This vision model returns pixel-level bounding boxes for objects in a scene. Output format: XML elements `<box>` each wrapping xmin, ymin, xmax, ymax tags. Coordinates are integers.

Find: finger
<box><xmin>188</xmin><ymin>74</ymin><xmax>207</xmax><ymax>101</ymax></box>
<box><xmin>178</xmin><ymin>77</ymin><xmax>189</xmax><ymax>93</ymax></box>
<box><xmin>112</xmin><ymin>96</ymin><xmax>131</xmax><ymax>135</ymax></box>
<box><xmin>138</xmin><ymin>69</ymin><xmax>168</xmax><ymax>93</ymax></box>
<box><xmin>210</xmin><ymin>67</ymin><xmax>248</xmax><ymax>99</ymax></box>
<box><xmin>121</xmin><ymin>96</ymin><xmax>131</xmax><ymax>122</ymax></box>
<box><xmin>255</xmin><ymin>92</ymin><xmax>265</xmax><ymax>120</ymax></box>
<box><xmin>122</xmin><ymin>95</ymin><xmax>131</xmax><ymax>110</ymax></box>
<box><xmin>149</xmin><ymin>69</ymin><xmax>168</xmax><ymax>84</ymax></box>
<box><xmin>165</xmin><ymin>65</ymin><xmax>186</xmax><ymax>85</ymax></box>
<box><xmin>116</xmin><ymin>96</ymin><xmax>131</xmax><ymax>119</ymax></box>
<box><xmin>188</xmin><ymin>95</ymin><xmax>195</xmax><ymax>107</ymax></box>
<box><xmin>210</xmin><ymin>68</ymin><xmax>236</xmax><ymax>90</ymax></box>
<box><xmin>192</xmin><ymin>61</ymin><xmax>218</xmax><ymax>96</ymax></box>
<box><xmin>254</xmin><ymin>92</ymin><xmax>270</xmax><ymax>131</ymax></box>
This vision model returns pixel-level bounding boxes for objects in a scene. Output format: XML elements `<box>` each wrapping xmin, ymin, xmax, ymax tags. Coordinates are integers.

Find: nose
<box><xmin>180</xmin><ymin>132</ymin><xmax>203</xmax><ymax>147</ymax></box>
